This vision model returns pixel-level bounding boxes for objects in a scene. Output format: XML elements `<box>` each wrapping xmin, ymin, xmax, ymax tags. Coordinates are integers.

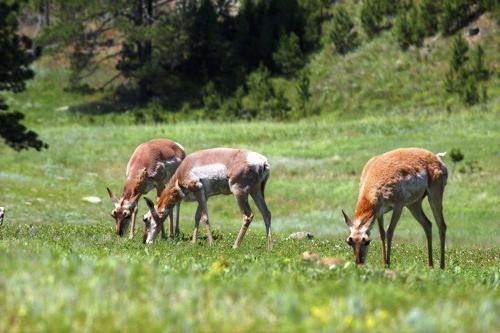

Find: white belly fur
<box><xmin>190</xmin><ymin>163</ymin><xmax>230</xmax><ymax>196</ymax></box>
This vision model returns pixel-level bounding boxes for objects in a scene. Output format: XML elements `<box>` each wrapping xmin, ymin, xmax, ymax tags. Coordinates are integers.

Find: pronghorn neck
<box><xmin>157</xmin><ymin>182</ymin><xmax>181</xmax><ymax>212</ymax></box>
<box><xmin>122</xmin><ymin>181</ymin><xmax>140</xmax><ymax>201</ymax></box>
<box><xmin>353</xmin><ymin>195</ymin><xmax>376</xmax><ymax>229</ymax></box>
<box><xmin>122</xmin><ymin>168</ymin><xmax>146</xmax><ymax>201</ymax></box>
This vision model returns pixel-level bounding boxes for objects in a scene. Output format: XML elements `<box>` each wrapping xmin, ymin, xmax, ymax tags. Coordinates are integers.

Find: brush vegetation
<box><xmin>0</xmin><ymin>0</ymin><xmax>499</xmax><ymax>332</ymax></box>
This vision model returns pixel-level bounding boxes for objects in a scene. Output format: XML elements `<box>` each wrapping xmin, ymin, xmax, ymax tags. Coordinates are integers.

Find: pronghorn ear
<box><xmin>342</xmin><ymin>210</ymin><xmax>353</xmax><ymax>227</ymax></box>
<box><xmin>143</xmin><ymin>197</ymin><xmax>162</xmax><ymax>222</ymax></box>
<box><xmin>130</xmin><ymin>193</ymin><xmax>141</xmax><ymax>203</ymax></box>
<box><xmin>106</xmin><ymin>187</ymin><xmax>118</xmax><ymax>204</ymax></box>
<box><xmin>143</xmin><ymin>197</ymin><xmax>155</xmax><ymax>211</ymax></box>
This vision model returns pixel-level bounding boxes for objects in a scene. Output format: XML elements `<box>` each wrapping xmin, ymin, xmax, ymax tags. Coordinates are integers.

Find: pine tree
<box><xmin>360</xmin><ymin>0</ymin><xmax>383</xmax><ymax>38</ymax></box>
<box><xmin>408</xmin><ymin>6</ymin><xmax>425</xmax><ymax>47</ymax></box>
<box><xmin>0</xmin><ymin>1</ymin><xmax>47</xmax><ymax>151</ymax></box>
<box><xmin>272</xmin><ymin>32</ymin><xmax>304</xmax><ymax>75</ymax></box>
<box><xmin>296</xmin><ymin>69</ymin><xmax>311</xmax><ymax>118</ymax></box>
<box><xmin>444</xmin><ymin>35</ymin><xmax>468</xmax><ymax>96</ymax></box>
<box><xmin>394</xmin><ymin>10</ymin><xmax>412</xmax><ymax>50</ymax></box>
<box><xmin>440</xmin><ymin>0</ymin><xmax>471</xmax><ymax>35</ymax></box>
<box><xmin>329</xmin><ymin>6</ymin><xmax>359</xmax><ymax>55</ymax></box>
<box><xmin>419</xmin><ymin>0</ymin><xmax>440</xmax><ymax>35</ymax></box>
<box><xmin>450</xmin><ymin>35</ymin><xmax>469</xmax><ymax>72</ymax></box>
<box><xmin>444</xmin><ymin>35</ymin><xmax>490</xmax><ymax>106</ymax></box>
<box><xmin>469</xmin><ymin>45</ymin><xmax>489</xmax><ymax>81</ymax></box>
<box><xmin>463</xmin><ymin>75</ymin><xmax>479</xmax><ymax>105</ymax></box>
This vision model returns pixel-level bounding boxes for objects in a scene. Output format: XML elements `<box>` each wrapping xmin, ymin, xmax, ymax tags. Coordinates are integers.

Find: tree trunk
<box><xmin>44</xmin><ymin>0</ymin><xmax>50</xmax><ymax>26</ymax></box>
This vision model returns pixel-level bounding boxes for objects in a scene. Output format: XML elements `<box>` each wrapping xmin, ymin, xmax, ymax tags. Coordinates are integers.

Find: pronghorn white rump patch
<box><xmin>190</xmin><ymin>163</ymin><xmax>227</xmax><ymax>180</ymax></box>
<box><xmin>246</xmin><ymin>151</ymin><xmax>267</xmax><ymax>166</ymax></box>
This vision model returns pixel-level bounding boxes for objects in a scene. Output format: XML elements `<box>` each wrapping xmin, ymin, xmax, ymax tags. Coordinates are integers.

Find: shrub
<box><xmin>202</xmin><ymin>81</ymin><xmax>222</xmax><ymax>120</ymax></box>
<box><xmin>444</xmin><ymin>36</ymin><xmax>491</xmax><ymax>106</ymax></box>
<box><xmin>394</xmin><ymin>5</ymin><xmax>426</xmax><ymax>50</ymax></box>
<box><xmin>360</xmin><ymin>0</ymin><xmax>384</xmax><ymax>38</ymax></box>
<box><xmin>394</xmin><ymin>10</ymin><xmax>412</xmax><ymax>50</ymax></box>
<box><xmin>440</xmin><ymin>0</ymin><xmax>472</xmax><ymax>35</ymax></box>
<box><xmin>329</xmin><ymin>6</ymin><xmax>359</xmax><ymax>55</ymax></box>
<box><xmin>295</xmin><ymin>69</ymin><xmax>312</xmax><ymax>118</ymax></box>
<box><xmin>272</xmin><ymin>33</ymin><xmax>304</xmax><ymax>76</ymax></box>
<box><xmin>244</xmin><ymin>64</ymin><xmax>292</xmax><ymax>119</ymax></box>
<box><xmin>419</xmin><ymin>0</ymin><xmax>441</xmax><ymax>34</ymax></box>
<box><xmin>470</xmin><ymin>45</ymin><xmax>490</xmax><ymax>81</ymax></box>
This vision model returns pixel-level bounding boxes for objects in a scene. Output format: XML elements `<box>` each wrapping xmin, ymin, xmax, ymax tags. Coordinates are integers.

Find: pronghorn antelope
<box><xmin>106</xmin><ymin>138</ymin><xmax>185</xmax><ymax>239</ymax></box>
<box><xmin>342</xmin><ymin>148</ymin><xmax>448</xmax><ymax>268</ymax></box>
<box><xmin>0</xmin><ymin>207</ymin><xmax>4</xmax><ymax>226</ymax></box>
<box><xmin>143</xmin><ymin>148</ymin><xmax>272</xmax><ymax>250</ymax></box>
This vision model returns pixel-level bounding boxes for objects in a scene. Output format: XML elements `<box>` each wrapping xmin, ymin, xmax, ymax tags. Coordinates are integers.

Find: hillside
<box><xmin>4</xmin><ymin>1</ymin><xmax>499</xmax><ymax>128</ymax></box>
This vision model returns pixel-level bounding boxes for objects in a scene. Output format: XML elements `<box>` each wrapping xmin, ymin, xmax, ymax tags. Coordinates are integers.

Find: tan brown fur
<box><xmin>343</xmin><ymin>148</ymin><xmax>448</xmax><ymax>268</ymax></box>
<box><xmin>144</xmin><ymin>148</ymin><xmax>272</xmax><ymax>249</ymax></box>
<box><xmin>107</xmin><ymin>138</ymin><xmax>185</xmax><ymax>239</ymax></box>
<box><xmin>355</xmin><ymin>148</ymin><xmax>446</xmax><ymax>223</ymax></box>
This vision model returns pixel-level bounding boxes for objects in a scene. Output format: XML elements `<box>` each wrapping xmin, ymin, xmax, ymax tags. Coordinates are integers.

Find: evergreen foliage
<box><xmin>419</xmin><ymin>0</ymin><xmax>441</xmax><ymax>34</ymax></box>
<box><xmin>272</xmin><ymin>32</ymin><xmax>304</xmax><ymax>76</ymax></box>
<box><xmin>295</xmin><ymin>69</ymin><xmax>311</xmax><ymax>118</ymax></box>
<box><xmin>444</xmin><ymin>36</ymin><xmax>490</xmax><ymax>105</ymax></box>
<box><xmin>0</xmin><ymin>1</ymin><xmax>47</xmax><ymax>151</ymax></box>
<box><xmin>329</xmin><ymin>6</ymin><xmax>359</xmax><ymax>55</ymax></box>
<box><xmin>440</xmin><ymin>0</ymin><xmax>472</xmax><ymax>35</ymax></box>
<box><xmin>244</xmin><ymin>64</ymin><xmax>291</xmax><ymax>119</ymax></box>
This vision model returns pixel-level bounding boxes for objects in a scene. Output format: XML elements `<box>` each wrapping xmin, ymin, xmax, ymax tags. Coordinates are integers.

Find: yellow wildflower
<box><xmin>311</xmin><ymin>305</ymin><xmax>331</xmax><ymax>324</ymax></box>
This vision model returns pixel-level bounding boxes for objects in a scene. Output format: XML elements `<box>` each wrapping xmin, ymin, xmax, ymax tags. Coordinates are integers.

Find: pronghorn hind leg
<box><xmin>428</xmin><ymin>180</ymin><xmax>447</xmax><ymax>269</ymax></box>
<box><xmin>408</xmin><ymin>200</ymin><xmax>434</xmax><ymax>268</ymax></box>
<box><xmin>386</xmin><ymin>205</ymin><xmax>403</xmax><ymax>268</ymax></box>
<box><xmin>377</xmin><ymin>216</ymin><xmax>386</xmax><ymax>266</ymax></box>
<box><xmin>250</xmin><ymin>188</ymin><xmax>272</xmax><ymax>250</ymax></box>
<box><xmin>232</xmin><ymin>190</ymin><xmax>253</xmax><ymax>249</ymax></box>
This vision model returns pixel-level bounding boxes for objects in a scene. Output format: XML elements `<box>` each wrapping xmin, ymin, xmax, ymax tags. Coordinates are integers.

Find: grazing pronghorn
<box><xmin>143</xmin><ymin>148</ymin><xmax>272</xmax><ymax>250</ymax></box>
<box><xmin>0</xmin><ymin>207</ymin><xmax>4</xmax><ymax>226</ymax></box>
<box><xmin>342</xmin><ymin>148</ymin><xmax>448</xmax><ymax>268</ymax></box>
<box><xmin>106</xmin><ymin>138</ymin><xmax>185</xmax><ymax>239</ymax></box>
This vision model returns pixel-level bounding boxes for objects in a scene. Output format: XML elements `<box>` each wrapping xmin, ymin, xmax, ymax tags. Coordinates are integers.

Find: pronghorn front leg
<box><xmin>194</xmin><ymin>190</ymin><xmax>213</xmax><ymax>245</ymax></box>
<box><xmin>129</xmin><ymin>205</ymin><xmax>138</xmax><ymax>240</ymax></box>
<box><xmin>156</xmin><ymin>185</ymin><xmax>168</xmax><ymax>240</ymax></box>
<box><xmin>386</xmin><ymin>205</ymin><xmax>403</xmax><ymax>268</ymax></box>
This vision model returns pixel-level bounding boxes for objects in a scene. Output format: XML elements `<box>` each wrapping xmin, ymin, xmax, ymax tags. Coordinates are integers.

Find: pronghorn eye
<box><xmin>346</xmin><ymin>237</ymin><xmax>354</xmax><ymax>245</ymax></box>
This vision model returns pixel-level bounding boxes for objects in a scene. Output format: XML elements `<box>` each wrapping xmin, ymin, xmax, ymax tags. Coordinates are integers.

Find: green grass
<box><xmin>1</xmin><ymin>111</ymin><xmax>499</xmax><ymax>332</ymax></box>
<box><xmin>1</xmin><ymin>7</ymin><xmax>499</xmax><ymax>332</ymax></box>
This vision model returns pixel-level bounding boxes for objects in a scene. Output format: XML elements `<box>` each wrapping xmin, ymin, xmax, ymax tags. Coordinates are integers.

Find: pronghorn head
<box><xmin>342</xmin><ymin>210</ymin><xmax>372</xmax><ymax>265</ymax></box>
<box><xmin>107</xmin><ymin>187</ymin><xmax>139</xmax><ymax>237</ymax></box>
<box><xmin>143</xmin><ymin>197</ymin><xmax>169</xmax><ymax>244</ymax></box>
<box><xmin>0</xmin><ymin>207</ymin><xmax>4</xmax><ymax>226</ymax></box>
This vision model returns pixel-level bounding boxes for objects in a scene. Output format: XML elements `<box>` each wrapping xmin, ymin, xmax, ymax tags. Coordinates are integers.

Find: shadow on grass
<box><xmin>67</xmin><ymin>82</ymin><xmax>203</xmax><ymax>117</ymax></box>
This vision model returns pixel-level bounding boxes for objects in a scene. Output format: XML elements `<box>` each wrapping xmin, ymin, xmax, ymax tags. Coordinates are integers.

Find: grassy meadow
<box><xmin>1</xmin><ymin>110</ymin><xmax>499</xmax><ymax>332</ymax></box>
<box><xmin>1</xmin><ymin>7</ymin><xmax>500</xmax><ymax>331</ymax></box>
